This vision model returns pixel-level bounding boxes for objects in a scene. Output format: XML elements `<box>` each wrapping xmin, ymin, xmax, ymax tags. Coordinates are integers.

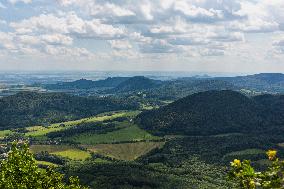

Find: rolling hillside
<box><xmin>136</xmin><ymin>90</ymin><xmax>284</xmax><ymax>136</ymax></box>
<box><xmin>219</xmin><ymin>73</ymin><xmax>284</xmax><ymax>93</ymax></box>
<box><xmin>0</xmin><ymin>92</ymin><xmax>139</xmax><ymax>129</ymax></box>
<box><xmin>45</xmin><ymin>77</ymin><xmax>130</xmax><ymax>90</ymax></box>
<box><xmin>107</xmin><ymin>76</ymin><xmax>163</xmax><ymax>93</ymax></box>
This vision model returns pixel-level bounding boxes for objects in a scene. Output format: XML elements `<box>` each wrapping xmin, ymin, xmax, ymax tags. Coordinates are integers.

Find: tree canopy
<box><xmin>229</xmin><ymin>150</ymin><xmax>284</xmax><ymax>188</ymax></box>
<box><xmin>0</xmin><ymin>141</ymin><xmax>88</xmax><ymax>189</ymax></box>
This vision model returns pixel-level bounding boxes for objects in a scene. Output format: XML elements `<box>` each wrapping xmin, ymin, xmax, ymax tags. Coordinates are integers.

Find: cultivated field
<box><xmin>30</xmin><ymin>145</ymin><xmax>91</xmax><ymax>160</ymax></box>
<box><xmin>65</xmin><ymin>122</ymin><xmax>160</xmax><ymax>144</ymax></box>
<box><xmin>85</xmin><ymin>141</ymin><xmax>165</xmax><ymax>161</ymax></box>
<box><xmin>0</xmin><ymin>130</ymin><xmax>12</xmax><ymax>139</ymax></box>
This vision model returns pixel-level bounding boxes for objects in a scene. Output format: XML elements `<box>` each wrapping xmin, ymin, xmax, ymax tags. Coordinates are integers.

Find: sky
<box><xmin>0</xmin><ymin>0</ymin><xmax>284</xmax><ymax>73</ymax></box>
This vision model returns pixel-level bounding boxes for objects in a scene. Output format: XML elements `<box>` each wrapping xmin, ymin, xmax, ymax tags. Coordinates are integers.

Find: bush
<box><xmin>0</xmin><ymin>141</ymin><xmax>88</xmax><ymax>189</ymax></box>
<box><xmin>228</xmin><ymin>149</ymin><xmax>284</xmax><ymax>188</ymax></box>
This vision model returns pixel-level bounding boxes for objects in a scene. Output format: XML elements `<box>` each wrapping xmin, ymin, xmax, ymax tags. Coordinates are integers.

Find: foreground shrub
<box><xmin>0</xmin><ymin>141</ymin><xmax>88</xmax><ymax>189</ymax></box>
<box><xmin>229</xmin><ymin>149</ymin><xmax>284</xmax><ymax>188</ymax></box>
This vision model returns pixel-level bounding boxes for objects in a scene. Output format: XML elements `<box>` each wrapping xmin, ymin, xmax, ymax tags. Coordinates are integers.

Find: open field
<box><xmin>65</xmin><ymin>122</ymin><xmax>160</xmax><ymax>144</ymax></box>
<box><xmin>222</xmin><ymin>148</ymin><xmax>265</xmax><ymax>162</ymax></box>
<box><xmin>30</xmin><ymin>145</ymin><xmax>91</xmax><ymax>160</ymax></box>
<box><xmin>25</xmin><ymin>110</ymin><xmax>140</xmax><ymax>137</ymax></box>
<box><xmin>224</xmin><ymin>149</ymin><xmax>265</xmax><ymax>157</ymax></box>
<box><xmin>0</xmin><ymin>130</ymin><xmax>12</xmax><ymax>138</ymax></box>
<box><xmin>1</xmin><ymin>109</ymin><xmax>162</xmax><ymax>162</ymax></box>
<box><xmin>53</xmin><ymin>149</ymin><xmax>91</xmax><ymax>160</ymax></box>
<box><xmin>36</xmin><ymin>160</ymin><xmax>59</xmax><ymax>167</ymax></box>
<box><xmin>85</xmin><ymin>141</ymin><xmax>165</xmax><ymax>161</ymax></box>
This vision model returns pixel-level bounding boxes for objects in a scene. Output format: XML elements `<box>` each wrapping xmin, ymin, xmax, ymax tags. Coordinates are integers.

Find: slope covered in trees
<box><xmin>107</xmin><ymin>76</ymin><xmax>163</xmax><ymax>93</ymax></box>
<box><xmin>45</xmin><ymin>77</ymin><xmax>130</xmax><ymax>90</ymax></box>
<box><xmin>0</xmin><ymin>92</ymin><xmax>139</xmax><ymax>129</ymax></box>
<box><xmin>0</xmin><ymin>142</ymin><xmax>88</xmax><ymax>189</ymax></box>
<box><xmin>219</xmin><ymin>73</ymin><xmax>284</xmax><ymax>93</ymax></box>
<box><xmin>136</xmin><ymin>90</ymin><xmax>284</xmax><ymax>136</ymax></box>
<box><xmin>145</xmin><ymin>79</ymin><xmax>236</xmax><ymax>100</ymax></box>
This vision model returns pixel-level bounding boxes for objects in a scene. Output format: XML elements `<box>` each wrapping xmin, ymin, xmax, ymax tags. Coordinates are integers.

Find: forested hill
<box><xmin>218</xmin><ymin>73</ymin><xmax>284</xmax><ymax>93</ymax></box>
<box><xmin>145</xmin><ymin>79</ymin><xmax>236</xmax><ymax>100</ymax></box>
<box><xmin>0</xmin><ymin>92</ymin><xmax>139</xmax><ymax>129</ymax></box>
<box><xmin>107</xmin><ymin>76</ymin><xmax>163</xmax><ymax>93</ymax></box>
<box><xmin>136</xmin><ymin>90</ymin><xmax>284</xmax><ymax>136</ymax></box>
<box><xmin>45</xmin><ymin>77</ymin><xmax>130</xmax><ymax>90</ymax></box>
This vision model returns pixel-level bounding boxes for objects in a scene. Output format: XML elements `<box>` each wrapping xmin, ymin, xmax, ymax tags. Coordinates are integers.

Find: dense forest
<box><xmin>136</xmin><ymin>90</ymin><xmax>284</xmax><ymax>136</ymax></box>
<box><xmin>0</xmin><ymin>92</ymin><xmax>138</xmax><ymax>129</ymax></box>
<box><xmin>45</xmin><ymin>77</ymin><xmax>130</xmax><ymax>90</ymax></box>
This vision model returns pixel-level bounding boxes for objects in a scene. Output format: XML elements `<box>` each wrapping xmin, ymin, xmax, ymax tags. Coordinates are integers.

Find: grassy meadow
<box><xmin>36</xmin><ymin>160</ymin><xmax>59</xmax><ymax>167</ymax></box>
<box><xmin>65</xmin><ymin>122</ymin><xmax>160</xmax><ymax>144</ymax></box>
<box><xmin>25</xmin><ymin>110</ymin><xmax>139</xmax><ymax>137</ymax></box>
<box><xmin>0</xmin><ymin>130</ymin><xmax>12</xmax><ymax>139</ymax></box>
<box><xmin>2</xmin><ymin>109</ymin><xmax>164</xmax><ymax>165</ymax></box>
<box><xmin>30</xmin><ymin>145</ymin><xmax>91</xmax><ymax>160</ymax></box>
<box><xmin>85</xmin><ymin>141</ymin><xmax>165</xmax><ymax>161</ymax></box>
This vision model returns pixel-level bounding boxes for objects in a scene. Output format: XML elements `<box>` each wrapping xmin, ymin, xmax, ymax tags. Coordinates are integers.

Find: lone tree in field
<box><xmin>0</xmin><ymin>141</ymin><xmax>88</xmax><ymax>189</ymax></box>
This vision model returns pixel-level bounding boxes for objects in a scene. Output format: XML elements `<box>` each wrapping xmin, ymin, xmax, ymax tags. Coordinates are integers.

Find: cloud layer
<box><xmin>0</xmin><ymin>0</ymin><xmax>284</xmax><ymax>71</ymax></box>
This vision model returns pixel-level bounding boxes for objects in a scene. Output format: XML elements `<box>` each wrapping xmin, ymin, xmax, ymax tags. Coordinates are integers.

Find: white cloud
<box><xmin>44</xmin><ymin>45</ymin><xmax>90</xmax><ymax>57</ymax></box>
<box><xmin>139</xmin><ymin>39</ymin><xmax>184</xmax><ymax>54</ymax></box>
<box><xmin>0</xmin><ymin>31</ymin><xmax>77</xmax><ymax>57</ymax></box>
<box><xmin>8</xmin><ymin>0</ymin><xmax>32</xmax><ymax>4</ymax></box>
<box><xmin>109</xmin><ymin>40</ymin><xmax>132</xmax><ymax>50</ymax></box>
<box><xmin>0</xmin><ymin>20</ymin><xmax>7</xmax><ymax>25</ymax></box>
<box><xmin>0</xmin><ymin>32</ymin><xmax>17</xmax><ymax>50</ymax></box>
<box><xmin>140</xmin><ymin>1</ymin><xmax>153</xmax><ymax>20</ymax></box>
<box><xmin>0</xmin><ymin>2</ymin><xmax>6</xmax><ymax>8</ymax></box>
<box><xmin>10</xmin><ymin>12</ymin><xmax>126</xmax><ymax>39</ymax></box>
<box><xmin>272</xmin><ymin>35</ymin><xmax>284</xmax><ymax>54</ymax></box>
<box><xmin>90</xmin><ymin>3</ymin><xmax>135</xmax><ymax>17</ymax></box>
<box><xmin>229</xmin><ymin>19</ymin><xmax>279</xmax><ymax>33</ymax></box>
<box><xmin>40</xmin><ymin>34</ymin><xmax>73</xmax><ymax>46</ymax></box>
<box><xmin>173</xmin><ymin>2</ymin><xmax>224</xmax><ymax>21</ymax></box>
<box><xmin>1</xmin><ymin>0</ymin><xmax>284</xmax><ymax>70</ymax></box>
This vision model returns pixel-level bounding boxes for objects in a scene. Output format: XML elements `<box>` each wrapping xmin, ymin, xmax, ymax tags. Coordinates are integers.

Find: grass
<box><xmin>0</xmin><ymin>130</ymin><xmax>12</xmax><ymax>138</ymax></box>
<box><xmin>53</xmin><ymin>149</ymin><xmax>91</xmax><ymax>160</ymax></box>
<box><xmin>255</xmin><ymin>159</ymin><xmax>272</xmax><ymax>167</ymax></box>
<box><xmin>277</xmin><ymin>143</ymin><xmax>284</xmax><ymax>148</ymax></box>
<box><xmin>36</xmin><ymin>160</ymin><xmax>59</xmax><ymax>167</ymax></box>
<box><xmin>25</xmin><ymin>110</ymin><xmax>139</xmax><ymax>137</ymax></box>
<box><xmin>85</xmin><ymin>141</ymin><xmax>165</xmax><ymax>161</ymax></box>
<box><xmin>213</xmin><ymin>133</ymin><xmax>244</xmax><ymax>137</ymax></box>
<box><xmin>224</xmin><ymin>149</ymin><xmax>265</xmax><ymax>157</ymax></box>
<box><xmin>222</xmin><ymin>149</ymin><xmax>265</xmax><ymax>162</ymax></box>
<box><xmin>65</xmin><ymin>122</ymin><xmax>160</xmax><ymax>144</ymax></box>
<box><xmin>30</xmin><ymin>145</ymin><xmax>91</xmax><ymax>160</ymax></box>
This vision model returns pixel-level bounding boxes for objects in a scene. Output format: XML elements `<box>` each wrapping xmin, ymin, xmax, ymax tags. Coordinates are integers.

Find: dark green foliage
<box><xmin>64</xmin><ymin>159</ymin><xmax>234</xmax><ymax>189</ymax></box>
<box><xmin>137</xmin><ymin>90</ymin><xmax>266</xmax><ymax>136</ymax></box>
<box><xmin>45</xmin><ymin>77</ymin><xmax>130</xmax><ymax>90</ymax></box>
<box><xmin>253</xmin><ymin>94</ymin><xmax>284</xmax><ymax>129</ymax></box>
<box><xmin>107</xmin><ymin>76</ymin><xmax>163</xmax><ymax>93</ymax></box>
<box><xmin>228</xmin><ymin>150</ymin><xmax>284</xmax><ymax>189</ymax></box>
<box><xmin>0</xmin><ymin>142</ymin><xmax>88</xmax><ymax>189</ymax></box>
<box><xmin>0</xmin><ymin>92</ymin><xmax>139</xmax><ymax>129</ymax></box>
<box><xmin>34</xmin><ymin>151</ymin><xmax>67</xmax><ymax>165</ymax></box>
<box><xmin>146</xmin><ymin>79</ymin><xmax>236</xmax><ymax>100</ymax></box>
<box><xmin>47</xmin><ymin>122</ymin><xmax>118</xmax><ymax>139</ymax></box>
<box><xmin>218</xmin><ymin>73</ymin><xmax>284</xmax><ymax>93</ymax></box>
<box><xmin>65</xmin><ymin>161</ymin><xmax>182</xmax><ymax>189</ymax></box>
<box><xmin>140</xmin><ymin>135</ymin><xmax>284</xmax><ymax>165</ymax></box>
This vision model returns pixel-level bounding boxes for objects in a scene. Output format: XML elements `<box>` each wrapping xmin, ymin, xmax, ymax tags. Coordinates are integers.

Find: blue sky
<box><xmin>0</xmin><ymin>0</ymin><xmax>284</xmax><ymax>73</ymax></box>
